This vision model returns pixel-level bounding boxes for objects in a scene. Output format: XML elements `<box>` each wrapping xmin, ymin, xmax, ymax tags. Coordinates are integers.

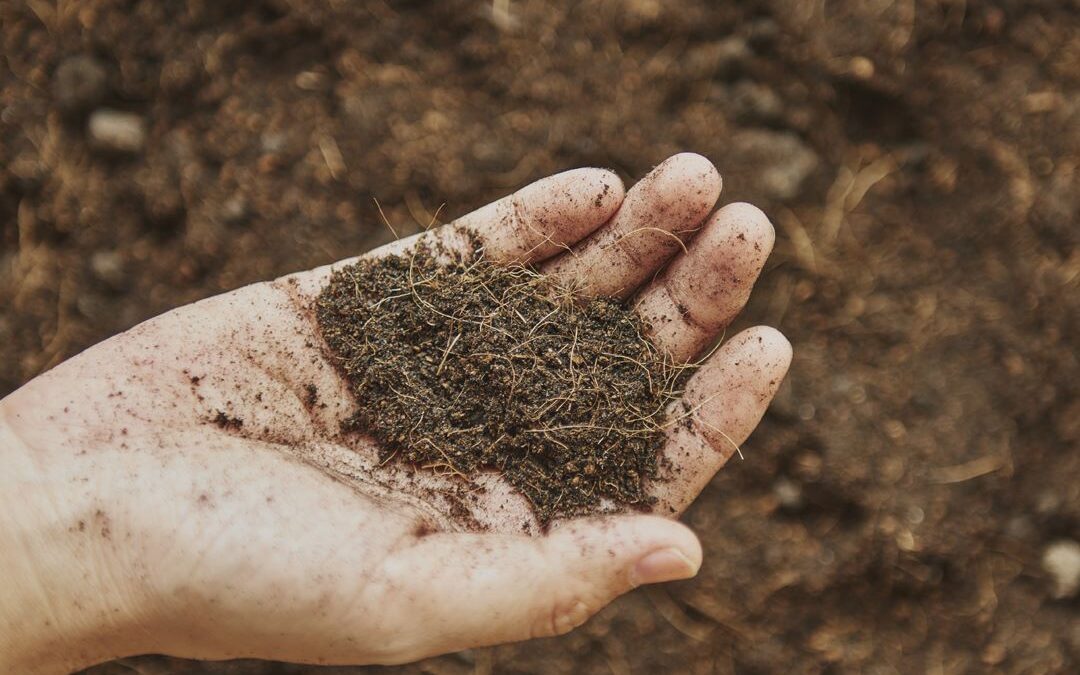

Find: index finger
<box><xmin>284</xmin><ymin>167</ymin><xmax>625</xmax><ymax>298</ymax></box>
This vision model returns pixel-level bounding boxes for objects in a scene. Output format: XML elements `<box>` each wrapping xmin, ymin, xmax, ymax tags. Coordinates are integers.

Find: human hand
<box><xmin>0</xmin><ymin>153</ymin><xmax>790</xmax><ymax>672</ymax></box>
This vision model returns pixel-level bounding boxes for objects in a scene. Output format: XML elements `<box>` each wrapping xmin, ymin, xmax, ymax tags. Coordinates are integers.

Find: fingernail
<box><xmin>631</xmin><ymin>548</ymin><xmax>698</xmax><ymax>587</ymax></box>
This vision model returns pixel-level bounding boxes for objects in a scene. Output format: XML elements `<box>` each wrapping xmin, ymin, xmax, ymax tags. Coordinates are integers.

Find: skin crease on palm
<box><xmin>0</xmin><ymin>153</ymin><xmax>791</xmax><ymax>673</ymax></box>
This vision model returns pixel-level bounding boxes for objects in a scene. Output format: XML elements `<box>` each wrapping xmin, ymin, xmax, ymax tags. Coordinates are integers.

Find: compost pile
<box><xmin>315</xmin><ymin>249</ymin><xmax>682</xmax><ymax>523</ymax></box>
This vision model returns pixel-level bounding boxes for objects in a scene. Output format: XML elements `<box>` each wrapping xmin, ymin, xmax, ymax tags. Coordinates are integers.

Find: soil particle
<box><xmin>212</xmin><ymin>410</ymin><xmax>243</xmax><ymax>431</ymax></box>
<box><xmin>1042</xmin><ymin>540</ymin><xmax>1080</xmax><ymax>599</ymax></box>
<box><xmin>87</xmin><ymin>109</ymin><xmax>146</xmax><ymax>154</ymax></box>
<box><xmin>315</xmin><ymin>248</ymin><xmax>684</xmax><ymax>524</ymax></box>
<box><xmin>304</xmin><ymin>383</ymin><xmax>319</xmax><ymax>408</ymax></box>
<box><xmin>94</xmin><ymin>509</ymin><xmax>111</xmax><ymax>539</ymax></box>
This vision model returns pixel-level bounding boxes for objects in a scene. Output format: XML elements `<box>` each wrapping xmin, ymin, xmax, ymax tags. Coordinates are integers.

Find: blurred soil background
<box><xmin>2</xmin><ymin>0</ymin><xmax>1079</xmax><ymax>673</ymax></box>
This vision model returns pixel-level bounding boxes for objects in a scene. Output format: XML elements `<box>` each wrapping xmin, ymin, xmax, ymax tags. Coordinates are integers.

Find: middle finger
<box><xmin>542</xmin><ymin>153</ymin><xmax>721</xmax><ymax>298</ymax></box>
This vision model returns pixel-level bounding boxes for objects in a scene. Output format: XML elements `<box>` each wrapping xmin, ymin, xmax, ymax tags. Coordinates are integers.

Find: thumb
<box><xmin>370</xmin><ymin>515</ymin><xmax>702</xmax><ymax>663</ymax></box>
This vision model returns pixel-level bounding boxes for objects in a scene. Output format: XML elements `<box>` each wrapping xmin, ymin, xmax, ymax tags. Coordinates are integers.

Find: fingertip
<box><xmin>558</xmin><ymin>514</ymin><xmax>702</xmax><ymax>573</ymax></box>
<box><xmin>654</xmin><ymin>152</ymin><xmax>722</xmax><ymax>206</ymax></box>
<box><xmin>465</xmin><ymin>165</ymin><xmax>628</xmax><ymax>263</ymax></box>
<box><xmin>586</xmin><ymin>168</ymin><xmax>626</xmax><ymax>224</ymax></box>
<box><xmin>668</xmin><ymin>151</ymin><xmax>721</xmax><ymax>183</ymax></box>
<box><xmin>685</xmin><ymin>325</ymin><xmax>791</xmax><ymax>442</ymax></box>
<box><xmin>664</xmin><ymin>518</ymin><xmax>704</xmax><ymax>573</ymax></box>
<box><xmin>733</xmin><ymin>325</ymin><xmax>793</xmax><ymax>372</ymax></box>
<box><xmin>590</xmin><ymin>167</ymin><xmax>627</xmax><ymax>213</ymax></box>
<box><xmin>716</xmin><ymin>201</ymin><xmax>775</xmax><ymax>251</ymax></box>
<box><xmin>652</xmin><ymin>329</ymin><xmax>792</xmax><ymax>516</ymax></box>
<box><xmin>541</xmin><ymin>153</ymin><xmax>723</xmax><ymax>298</ymax></box>
<box><xmin>524</xmin><ymin>166</ymin><xmax>626</xmax><ymax>223</ymax></box>
<box><xmin>622</xmin><ymin>517</ymin><xmax>702</xmax><ymax>586</ymax></box>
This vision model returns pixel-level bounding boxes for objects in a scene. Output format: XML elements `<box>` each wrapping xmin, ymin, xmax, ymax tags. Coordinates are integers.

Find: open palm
<box><xmin>1</xmin><ymin>153</ymin><xmax>790</xmax><ymax>669</ymax></box>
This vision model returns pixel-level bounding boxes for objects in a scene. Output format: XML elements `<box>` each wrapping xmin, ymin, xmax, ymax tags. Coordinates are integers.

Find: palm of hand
<box><xmin>3</xmin><ymin>154</ymin><xmax>789</xmax><ymax>666</ymax></box>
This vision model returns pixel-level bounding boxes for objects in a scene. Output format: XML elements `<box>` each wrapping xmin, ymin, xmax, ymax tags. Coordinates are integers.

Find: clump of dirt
<box><xmin>315</xmin><ymin>249</ymin><xmax>682</xmax><ymax>524</ymax></box>
<box><xmin>212</xmin><ymin>410</ymin><xmax>243</xmax><ymax>431</ymax></box>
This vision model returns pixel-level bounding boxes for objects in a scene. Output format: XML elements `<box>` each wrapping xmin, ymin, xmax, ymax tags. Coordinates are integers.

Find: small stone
<box><xmin>905</xmin><ymin>506</ymin><xmax>925</xmax><ymax>525</ymax></box>
<box><xmin>54</xmin><ymin>55</ymin><xmax>107</xmax><ymax>113</ymax></box>
<box><xmin>850</xmin><ymin>56</ymin><xmax>875</xmax><ymax>79</ymax></box>
<box><xmin>89</xmin><ymin>250</ymin><xmax>126</xmax><ymax>289</ymax></box>
<box><xmin>260</xmin><ymin>131</ymin><xmax>287</xmax><ymax>154</ymax></box>
<box><xmin>221</xmin><ymin>195</ymin><xmax>249</xmax><ymax>225</ymax></box>
<box><xmin>294</xmin><ymin>70</ymin><xmax>327</xmax><ymax>90</ymax></box>
<box><xmin>981</xmin><ymin>643</ymin><xmax>1006</xmax><ymax>666</ymax></box>
<box><xmin>1042</xmin><ymin>540</ymin><xmax>1080</xmax><ymax>599</ymax></box>
<box><xmin>88</xmin><ymin>109</ymin><xmax>146</xmax><ymax>153</ymax></box>
<box><xmin>773</xmin><ymin>478</ymin><xmax>804</xmax><ymax>511</ymax></box>
<box><xmin>730</xmin><ymin>129</ymin><xmax>819</xmax><ymax>201</ymax></box>
<box><xmin>883</xmin><ymin>419</ymin><xmax>907</xmax><ymax>440</ymax></box>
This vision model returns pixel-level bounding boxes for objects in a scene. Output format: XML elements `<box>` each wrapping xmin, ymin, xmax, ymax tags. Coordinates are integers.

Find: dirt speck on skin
<box><xmin>412</xmin><ymin>521</ymin><xmax>437</xmax><ymax>538</ymax></box>
<box><xmin>303</xmin><ymin>383</ymin><xmax>319</xmax><ymax>408</ymax></box>
<box><xmin>212</xmin><ymin>410</ymin><xmax>243</xmax><ymax>431</ymax></box>
<box><xmin>315</xmin><ymin>248</ymin><xmax>685</xmax><ymax>524</ymax></box>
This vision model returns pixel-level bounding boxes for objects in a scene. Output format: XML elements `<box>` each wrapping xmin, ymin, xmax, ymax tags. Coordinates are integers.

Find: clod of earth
<box><xmin>315</xmin><ymin>246</ymin><xmax>686</xmax><ymax>524</ymax></box>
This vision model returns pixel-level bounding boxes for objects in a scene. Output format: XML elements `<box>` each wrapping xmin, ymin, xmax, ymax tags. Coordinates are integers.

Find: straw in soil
<box><xmin>315</xmin><ymin>246</ymin><xmax>684</xmax><ymax>524</ymax></box>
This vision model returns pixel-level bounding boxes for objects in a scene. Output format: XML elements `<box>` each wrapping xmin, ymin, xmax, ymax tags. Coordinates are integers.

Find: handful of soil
<box><xmin>315</xmin><ymin>248</ymin><xmax>681</xmax><ymax>523</ymax></box>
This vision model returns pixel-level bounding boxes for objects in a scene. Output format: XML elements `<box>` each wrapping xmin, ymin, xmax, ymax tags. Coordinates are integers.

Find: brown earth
<box><xmin>1</xmin><ymin>0</ymin><xmax>1077</xmax><ymax>673</ymax></box>
<box><xmin>317</xmin><ymin>250</ymin><xmax>674</xmax><ymax>525</ymax></box>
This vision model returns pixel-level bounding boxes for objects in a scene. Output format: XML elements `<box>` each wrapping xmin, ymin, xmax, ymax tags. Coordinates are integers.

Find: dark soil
<box><xmin>2</xmin><ymin>0</ymin><xmax>1076</xmax><ymax>673</ymax></box>
<box><xmin>316</xmin><ymin>249</ymin><xmax>677</xmax><ymax>524</ymax></box>
<box><xmin>211</xmin><ymin>411</ymin><xmax>243</xmax><ymax>432</ymax></box>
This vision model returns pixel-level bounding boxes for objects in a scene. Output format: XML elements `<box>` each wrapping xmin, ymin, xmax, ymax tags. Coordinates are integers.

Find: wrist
<box><xmin>0</xmin><ymin>396</ymin><xmax>154</xmax><ymax>673</ymax></box>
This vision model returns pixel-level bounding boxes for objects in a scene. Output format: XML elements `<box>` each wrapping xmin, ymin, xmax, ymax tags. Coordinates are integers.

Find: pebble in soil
<box><xmin>315</xmin><ymin>247</ymin><xmax>685</xmax><ymax>524</ymax></box>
